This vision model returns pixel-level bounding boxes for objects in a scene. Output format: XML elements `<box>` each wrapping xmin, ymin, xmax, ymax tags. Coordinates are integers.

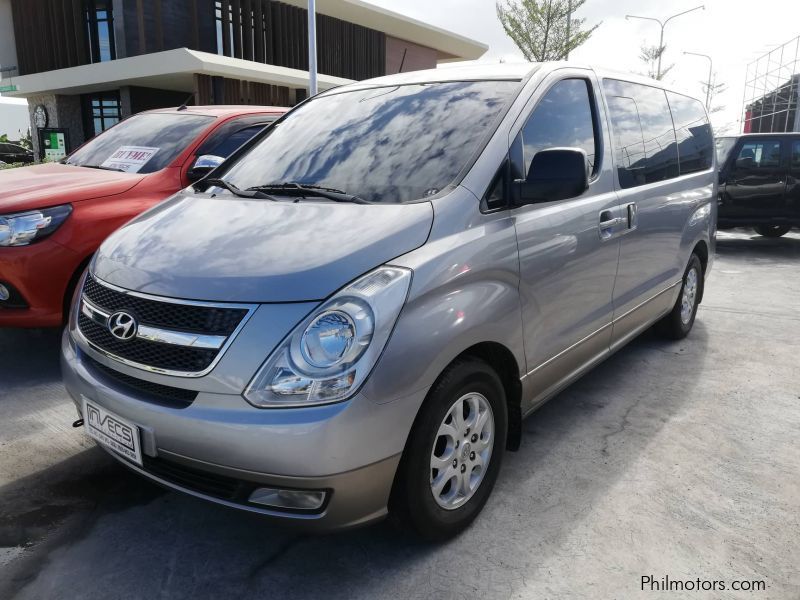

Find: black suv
<box><xmin>716</xmin><ymin>133</ymin><xmax>800</xmax><ymax>237</ymax></box>
<box><xmin>0</xmin><ymin>142</ymin><xmax>34</xmax><ymax>164</ymax></box>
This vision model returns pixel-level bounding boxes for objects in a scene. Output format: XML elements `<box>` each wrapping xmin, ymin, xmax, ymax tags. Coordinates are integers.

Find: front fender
<box><xmin>361</xmin><ymin>276</ymin><xmax>525</xmax><ymax>408</ymax></box>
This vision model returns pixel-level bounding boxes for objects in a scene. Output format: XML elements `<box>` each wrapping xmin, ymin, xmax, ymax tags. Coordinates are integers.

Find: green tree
<box><xmin>639</xmin><ymin>44</ymin><xmax>673</xmax><ymax>80</ymax></box>
<box><xmin>19</xmin><ymin>128</ymin><xmax>32</xmax><ymax>150</ymax></box>
<box><xmin>496</xmin><ymin>0</ymin><xmax>601</xmax><ymax>61</ymax></box>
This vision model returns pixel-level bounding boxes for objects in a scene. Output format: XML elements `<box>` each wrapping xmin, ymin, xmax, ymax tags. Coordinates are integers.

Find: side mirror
<box><xmin>513</xmin><ymin>148</ymin><xmax>589</xmax><ymax>205</ymax></box>
<box><xmin>187</xmin><ymin>154</ymin><xmax>225</xmax><ymax>182</ymax></box>
<box><xmin>735</xmin><ymin>156</ymin><xmax>754</xmax><ymax>170</ymax></box>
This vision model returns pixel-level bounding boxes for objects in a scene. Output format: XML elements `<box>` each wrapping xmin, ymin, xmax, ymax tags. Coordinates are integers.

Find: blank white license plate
<box><xmin>82</xmin><ymin>397</ymin><xmax>143</xmax><ymax>466</ymax></box>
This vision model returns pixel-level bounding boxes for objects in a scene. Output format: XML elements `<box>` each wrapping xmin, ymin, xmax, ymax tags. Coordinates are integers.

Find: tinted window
<box><xmin>605</xmin><ymin>95</ymin><xmax>646</xmax><ymax>188</ymax></box>
<box><xmin>734</xmin><ymin>140</ymin><xmax>782</xmax><ymax>169</ymax></box>
<box><xmin>667</xmin><ymin>92</ymin><xmax>713</xmax><ymax>174</ymax></box>
<box><xmin>66</xmin><ymin>113</ymin><xmax>214</xmax><ymax>173</ymax></box>
<box><xmin>206</xmin><ymin>126</ymin><xmax>265</xmax><ymax>157</ymax></box>
<box><xmin>604</xmin><ymin>79</ymin><xmax>679</xmax><ymax>188</ymax></box>
<box><xmin>792</xmin><ymin>141</ymin><xmax>800</xmax><ymax>169</ymax></box>
<box><xmin>0</xmin><ymin>143</ymin><xmax>11</xmax><ymax>153</ymax></box>
<box><xmin>222</xmin><ymin>81</ymin><xmax>520</xmax><ymax>204</ymax></box>
<box><xmin>196</xmin><ymin>117</ymin><xmax>276</xmax><ymax>157</ymax></box>
<box><xmin>520</xmin><ymin>78</ymin><xmax>596</xmax><ymax>176</ymax></box>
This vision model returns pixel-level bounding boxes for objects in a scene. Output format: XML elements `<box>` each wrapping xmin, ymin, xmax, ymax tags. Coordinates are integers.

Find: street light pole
<box><xmin>683</xmin><ymin>51</ymin><xmax>713</xmax><ymax>109</ymax></box>
<box><xmin>307</xmin><ymin>0</ymin><xmax>318</xmax><ymax>97</ymax></box>
<box><xmin>626</xmin><ymin>5</ymin><xmax>705</xmax><ymax>79</ymax></box>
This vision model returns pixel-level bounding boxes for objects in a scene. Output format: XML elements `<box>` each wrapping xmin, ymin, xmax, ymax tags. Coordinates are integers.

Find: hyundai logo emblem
<box><xmin>107</xmin><ymin>311</ymin><xmax>138</xmax><ymax>341</ymax></box>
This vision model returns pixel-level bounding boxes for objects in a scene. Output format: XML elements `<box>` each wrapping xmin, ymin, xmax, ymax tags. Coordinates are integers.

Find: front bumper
<box><xmin>61</xmin><ymin>330</ymin><xmax>425</xmax><ymax>531</ymax></box>
<box><xmin>0</xmin><ymin>239</ymin><xmax>81</xmax><ymax>327</ymax></box>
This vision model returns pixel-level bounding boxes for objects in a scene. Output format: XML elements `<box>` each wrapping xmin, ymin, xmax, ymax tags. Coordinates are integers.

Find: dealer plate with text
<box><xmin>82</xmin><ymin>397</ymin><xmax>143</xmax><ymax>466</ymax></box>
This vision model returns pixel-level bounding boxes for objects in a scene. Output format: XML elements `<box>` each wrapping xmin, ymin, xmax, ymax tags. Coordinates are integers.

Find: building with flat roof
<box><xmin>0</xmin><ymin>0</ymin><xmax>486</xmax><ymax>157</ymax></box>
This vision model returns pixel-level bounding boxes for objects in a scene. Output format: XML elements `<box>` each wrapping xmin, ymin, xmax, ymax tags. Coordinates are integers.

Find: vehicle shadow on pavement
<box><xmin>0</xmin><ymin>321</ymin><xmax>711</xmax><ymax>600</ymax></box>
<box><xmin>0</xmin><ymin>328</ymin><xmax>63</xmax><ymax>395</ymax></box>
<box><xmin>716</xmin><ymin>230</ymin><xmax>800</xmax><ymax>261</ymax></box>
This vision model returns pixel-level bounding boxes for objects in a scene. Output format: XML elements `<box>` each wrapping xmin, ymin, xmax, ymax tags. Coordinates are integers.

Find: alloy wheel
<box><xmin>429</xmin><ymin>392</ymin><xmax>495</xmax><ymax>510</ymax></box>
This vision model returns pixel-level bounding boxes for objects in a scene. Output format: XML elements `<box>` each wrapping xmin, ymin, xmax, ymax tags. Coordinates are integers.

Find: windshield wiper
<box><xmin>79</xmin><ymin>164</ymin><xmax>126</xmax><ymax>172</ymax></box>
<box><xmin>202</xmin><ymin>178</ymin><xmax>278</xmax><ymax>200</ymax></box>
<box><xmin>247</xmin><ymin>182</ymin><xmax>372</xmax><ymax>204</ymax></box>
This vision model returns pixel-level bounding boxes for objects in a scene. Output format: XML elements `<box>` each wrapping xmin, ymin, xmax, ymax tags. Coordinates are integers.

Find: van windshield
<box><xmin>221</xmin><ymin>80</ymin><xmax>520</xmax><ymax>203</ymax></box>
<box><xmin>66</xmin><ymin>113</ymin><xmax>214</xmax><ymax>173</ymax></box>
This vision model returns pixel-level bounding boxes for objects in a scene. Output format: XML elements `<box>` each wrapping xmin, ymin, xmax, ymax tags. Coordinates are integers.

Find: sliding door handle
<box><xmin>626</xmin><ymin>202</ymin><xmax>638</xmax><ymax>229</ymax></box>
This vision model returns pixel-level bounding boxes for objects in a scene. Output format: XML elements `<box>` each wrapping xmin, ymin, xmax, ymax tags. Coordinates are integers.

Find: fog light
<box><xmin>248</xmin><ymin>487</ymin><xmax>326</xmax><ymax>511</ymax></box>
<box><xmin>0</xmin><ymin>283</ymin><xmax>9</xmax><ymax>301</ymax></box>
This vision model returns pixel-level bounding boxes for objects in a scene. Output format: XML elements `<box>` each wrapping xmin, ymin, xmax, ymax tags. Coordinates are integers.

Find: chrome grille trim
<box><xmin>80</xmin><ymin>297</ymin><xmax>227</xmax><ymax>350</ymax></box>
<box><xmin>75</xmin><ymin>275</ymin><xmax>257</xmax><ymax>378</ymax></box>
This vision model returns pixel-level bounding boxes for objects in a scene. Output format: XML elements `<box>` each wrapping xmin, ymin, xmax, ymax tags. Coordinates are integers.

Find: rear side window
<box><xmin>603</xmin><ymin>79</ymin><xmax>679</xmax><ymax>189</ymax></box>
<box><xmin>667</xmin><ymin>92</ymin><xmax>713</xmax><ymax>174</ymax></box>
<box><xmin>735</xmin><ymin>140</ymin><xmax>782</xmax><ymax>169</ymax></box>
<box><xmin>520</xmin><ymin>78</ymin><xmax>597</xmax><ymax>176</ymax></box>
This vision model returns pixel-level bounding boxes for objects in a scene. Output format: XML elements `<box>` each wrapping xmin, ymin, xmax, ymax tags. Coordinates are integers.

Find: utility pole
<box><xmin>307</xmin><ymin>0</ymin><xmax>318</xmax><ymax>97</ymax></box>
<box><xmin>626</xmin><ymin>5</ymin><xmax>704</xmax><ymax>79</ymax></box>
<box><xmin>683</xmin><ymin>51</ymin><xmax>713</xmax><ymax>109</ymax></box>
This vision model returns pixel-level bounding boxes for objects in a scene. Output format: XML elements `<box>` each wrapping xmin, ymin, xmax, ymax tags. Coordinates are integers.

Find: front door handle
<box><xmin>598</xmin><ymin>210</ymin><xmax>623</xmax><ymax>240</ymax></box>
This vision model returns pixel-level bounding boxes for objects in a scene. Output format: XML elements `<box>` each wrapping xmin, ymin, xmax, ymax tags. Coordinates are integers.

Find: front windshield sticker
<box><xmin>100</xmin><ymin>146</ymin><xmax>160</xmax><ymax>173</ymax></box>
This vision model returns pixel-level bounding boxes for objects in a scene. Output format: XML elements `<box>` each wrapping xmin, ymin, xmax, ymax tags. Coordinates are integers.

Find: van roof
<box><xmin>335</xmin><ymin>62</ymin><xmax>703</xmax><ymax>104</ymax></box>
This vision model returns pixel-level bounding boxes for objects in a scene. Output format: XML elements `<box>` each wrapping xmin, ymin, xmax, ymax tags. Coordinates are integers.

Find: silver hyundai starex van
<box><xmin>62</xmin><ymin>63</ymin><xmax>716</xmax><ymax>540</ymax></box>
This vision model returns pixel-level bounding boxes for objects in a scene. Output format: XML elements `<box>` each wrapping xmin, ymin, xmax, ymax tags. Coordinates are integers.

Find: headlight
<box><xmin>244</xmin><ymin>266</ymin><xmax>412</xmax><ymax>408</ymax></box>
<box><xmin>0</xmin><ymin>205</ymin><xmax>72</xmax><ymax>247</ymax></box>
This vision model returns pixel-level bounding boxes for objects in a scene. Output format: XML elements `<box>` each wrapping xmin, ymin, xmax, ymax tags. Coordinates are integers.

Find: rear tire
<box><xmin>754</xmin><ymin>225</ymin><xmax>790</xmax><ymax>238</ymax></box>
<box><xmin>391</xmin><ymin>357</ymin><xmax>507</xmax><ymax>541</ymax></box>
<box><xmin>656</xmin><ymin>254</ymin><xmax>703</xmax><ymax>340</ymax></box>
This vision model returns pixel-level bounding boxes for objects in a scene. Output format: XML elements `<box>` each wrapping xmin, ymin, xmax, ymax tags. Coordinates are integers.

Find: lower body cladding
<box><xmin>61</xmin><ymin>331</ymin><xmax>428</xmax><ymax>531</ymax></box>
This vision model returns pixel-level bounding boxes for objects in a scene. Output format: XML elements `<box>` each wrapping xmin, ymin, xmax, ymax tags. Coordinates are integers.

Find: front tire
<box><xmin>392</xmin><ymin>357</ymin><xmax>507</xmax><ymax>541</ymax></box>
<box><xmin>754</xmin><ymin>225</ymin><xmax>791</xmax><ymax>238</ymax></box>
<box><xmin>656</xmin><ymin>254</ymin><xmax>703</xmax><ymax>340</ymax></box>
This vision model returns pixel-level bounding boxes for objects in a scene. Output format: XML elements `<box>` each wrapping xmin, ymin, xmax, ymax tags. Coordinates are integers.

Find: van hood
<box><xmin>0</xmin><ymin>163</ymin><xmax>144</xmax><ymax>213</ymax></box>
<box><xmin>93</xmin><ymin>193</ymin><xmax>434</xmax><ymax>303</ymax></box>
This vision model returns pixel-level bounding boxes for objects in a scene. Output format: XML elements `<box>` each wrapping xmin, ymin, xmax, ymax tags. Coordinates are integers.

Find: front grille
<box><xmin>142</xmin><ymin>456</ymin><xmax>255</xmax><ymax>502</ymax></box>
<box><xmin>78</xmin><ymin>275</ymin><xmax>250</xmax><ymax>375</ymax></box>
<box><xmin>84</xmin><ymin>354</ymin><xmax>198</xmax><ymax>408</ymax></box>
<box><xmin>79</xmin><ymin>314</ymin><xmax>218</xmax><ymax>372</ymax></box>
<box><xmin>83</xmin><ymin>275</ymin><xmax>247</xmax><ymax>336</ymax></box>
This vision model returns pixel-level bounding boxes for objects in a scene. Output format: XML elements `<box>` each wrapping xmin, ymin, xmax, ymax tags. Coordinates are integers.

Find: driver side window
<box><xmin>519</xmin><ymin>78</ymin><xmax>597</xmax><ymax>177</ymax></box>
<box><xmin>735</xmin><ymin>141</ymin><xmax>781</xmax><ymax>170</ymax></box>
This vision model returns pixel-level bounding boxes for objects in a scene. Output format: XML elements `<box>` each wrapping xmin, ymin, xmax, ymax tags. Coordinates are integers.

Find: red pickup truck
<box><xmin>0</xmin><ymin>105</ymin><xmax>286</xmax><ymax>327</ymax></box>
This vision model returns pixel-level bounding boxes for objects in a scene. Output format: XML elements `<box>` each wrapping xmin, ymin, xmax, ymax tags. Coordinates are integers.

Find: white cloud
<box><xmin>368</xmin><ymin>0</ymin><xmax>800</xmax><ymax>134</ymax></box>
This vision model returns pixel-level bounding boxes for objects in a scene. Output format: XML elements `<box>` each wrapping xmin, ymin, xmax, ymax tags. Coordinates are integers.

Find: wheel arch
<box><xmin>691</xmin><ymin>239</ymin><xmax>709</xmax><ymax>303</ymax></box>
<box><xmin>62</xmin><ymin>253</ymin><xmax>94</xmax><ymax>323</ymax></box>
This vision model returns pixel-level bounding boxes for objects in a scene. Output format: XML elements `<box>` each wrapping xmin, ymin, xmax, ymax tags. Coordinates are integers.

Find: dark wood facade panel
<box><xmin>194</xmin><ymin>73</ymin><xmax>290</xmax><ymax>106</ymax></box>
<box><xmin>11</xmin><ymin>0</ymin><xmax>91</xmax><ymax>75</ymax></box>
<box><xmin>13</xmin><ymin>0</ymin><xmax>386</xmax><ymax>80</ymax></box>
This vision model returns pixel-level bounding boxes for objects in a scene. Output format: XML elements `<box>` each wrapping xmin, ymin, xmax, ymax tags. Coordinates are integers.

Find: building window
<box><xmin>86</xmin><ymin>0</ymin><xmax>116</xmax><ymax>63</ymax></box>
<box><xmin>83</xmin><ymin>91</ymin><xmax>122</xmax><ymax>138</ymax></box>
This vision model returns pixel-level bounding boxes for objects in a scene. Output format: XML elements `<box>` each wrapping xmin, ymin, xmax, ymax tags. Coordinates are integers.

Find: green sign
<box><xmin>0</xmin><ymin>84</ymin><xmax>17</xmax><ymax>92</ymax></box>
<box><xmin>44</xmin><ymin>131</ymin><xmax>67</xmax><ymax>161</ymax></box>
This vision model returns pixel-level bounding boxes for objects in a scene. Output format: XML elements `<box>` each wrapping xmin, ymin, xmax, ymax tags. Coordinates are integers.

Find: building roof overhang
<box><xmin>280</xmin><ymin>0</ymin><xmax>488</xmax><ymax>62</ymax></box>
<box><xmin>3</xmin><ymin>49</ymin><xmax>355</xmax><ymax>98</ymax></box>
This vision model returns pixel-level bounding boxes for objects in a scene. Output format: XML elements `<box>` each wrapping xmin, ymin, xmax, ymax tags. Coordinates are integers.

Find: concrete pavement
<box><xmin>1</xmin><ymin>229</ymin><xmax>799</xmax><ymax>599</ymax></box>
